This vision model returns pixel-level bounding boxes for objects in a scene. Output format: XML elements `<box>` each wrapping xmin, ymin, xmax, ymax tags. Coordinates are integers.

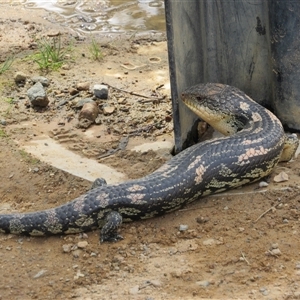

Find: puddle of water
<box><xmin>4</xmin><ymin>0</ymin><xmax>166</xmax><ymax>33</ymax></box>
<box><xmin>22</xmin><ymin>136</ymin><xmax>127</xmax><ymax>184</ymax></box>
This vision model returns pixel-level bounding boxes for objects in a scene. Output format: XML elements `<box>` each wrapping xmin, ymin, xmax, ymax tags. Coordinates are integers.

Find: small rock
<box><xmin>103</xmin><ymin>105</ymin><xmax>115</xmax><ymax>115</ymax></box>
<box><xmin>33</xmin><ymin>269</ymin><xmax>47</xmax><ymax>279</ymax></box>
<box><xmin>61</xmin><ymin>64</ymin><xmax>70</xmax><ymax>70</ymax></box>
<box><xmin>31</xmin><ymin>76</ymin><xmax>49</xmax><ymax>86</ymax></box>
<box><xmin>274</xmin><ymin>171</ymin><xmax>289</xmax><ymax>182</ymax></box>
<box><xmin>74</xmin><ymin>270</ymin><xmax>85</xmax><ymax>280</ymax></box>
<box><xmin>14</xmin><ymin>71</ymin><xmax>27</xmax><ymax>84</ymax></box>
<box><xmin>149</xmin><ymin>279</ymin><xmax>162</xmax><ymax>287</ymax></box>
<box><xmin>72</xmin><ymin>249</ymin><xmax>82</xmax><ymax>258</ymax></box>
<box><xmin>179</xmin><ymin>224</ymin><xmax>188</xmax><ymax>231</ymax></box>
<box><xmin>203</xmin><ymin>238</ymin><xmax>216</xmax><ymax>246</ymax></box>
<box><xmin>196</xmin><ymin>280</ymin><xmax>210</xmax><ymax>287</ymax></box>
<box><xmin>80</xmin><ymin>233</ymin><xmax>89</xmax><ymax>239</ymax></box>
<box><xmin>270</xmin><ymin>248</ymin><xmax>281</xmax><ymax>256</ymax></box>
<box><xmin>170</xmin><ymin>270</ymin><xmax>182</xmax><ymax>278</ymax></box>
<box><xmin>76</xmin><ymin>82</ymin><xmax>90</xmax><ymax>91</ymax></box>
<box><xmin>0</xmin><ymin>119</ymin><xmax>6</xmax><ymax>126</ymax></box>
<box><xmin>271</xmin><ymin>243</ymin><xmax>279</xmax><ymax>249</ymax></box>
<box><xmin>78</xmin><ymin>101</ymin><xmax>99</xmax><ymax>128</ymax></box>
<box><xmin>196</xmin><ymin>216</ymin><xmax>209</xmax><ymax>224</ymax></box>
<box><xmin>117</xmin><ymin>97</ymin><xmax>126</xmax><ymax>104</ymax></box>
<box><xmin>69</xmin><ymin>87</ymin><xmax>78</xmax><ymax>96</ymax></box>
<box><xmin>93</xmin><ymin>84</ymin><xmax>108</xmax><ymax>99</ymax></box>
<box><xmin>77</xmin><ymin>241</ymin><xmax>88</xmax><ymax>249</ymax></box>
<box><xmin>95</xmin><ymin>115</ymin><xmax>102</xmax><ymax>125</ymax></box>
<box><xmin>259</xmin><ymin>287</ymin><xmax>268</xmax><ymax>296</ymax></box>
<box><xmin>129</xmin><ymin>285</ymin><xmax>139</xmax><ymax>295</ymax></box>
<box><xmin>46</xmin><ymin>30</ymin><xmax>61</xmax><ymax>37</ymax></box>
<box><xmin>75</xmin><ymin>98</ymin><xmax>94</xmax><ymax>108</ymax></box>
<box><xmin>259</xmin><ymin>181</ymin><xmax>269</xmax><ymax>188</ymax></box>
<box><xmin>62</xmin><ymin>244</ymin><xmax>73</xmax><ymax>253</ymax></box>
<box><xmin>27</xmin><ymin>82</ymin><xmax>49</xmax><ymax>107</ymax></box>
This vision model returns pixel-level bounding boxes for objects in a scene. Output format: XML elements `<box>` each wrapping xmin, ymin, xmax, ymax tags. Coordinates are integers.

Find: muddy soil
<box><xmin>1</xmin><ymin>7</ymin><xmax>300</xmax><ymax>300</ymax></box>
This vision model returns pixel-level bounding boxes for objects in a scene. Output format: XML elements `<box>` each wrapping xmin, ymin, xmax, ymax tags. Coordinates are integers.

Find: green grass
<box><xmin>33</xmin><ymin>35</ymin><xmax>71</xmax><ymax>71</ymax></box>
<box><xmin>0</xmin><ymin>56</ymin><xmax>14</xmax><ymax>75</ymax></box>
<box><xmin>19</xmin><ymin>149</ymin><xmax>40</xmax><ymax>164</ymax></box>
<box><xmin>0</xmin><ymin>128</ymin><xmax>7</xmax><ymax>138</ymax></box>
<box><xmin>3</xmin><ymin>97</ymin><xmax>13</xmax><ymax>104</ymax></box>
<box><xmin>89</xmin><ymin>38</ymin><xmax>103</xmax><ymax>61</ymax></box>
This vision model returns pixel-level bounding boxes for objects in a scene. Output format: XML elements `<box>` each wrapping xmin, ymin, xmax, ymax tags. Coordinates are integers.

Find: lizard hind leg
<box><xmin>100</xmin><ymin>211</ymin><xmax>123</xmax><ymax>243</ymax></box>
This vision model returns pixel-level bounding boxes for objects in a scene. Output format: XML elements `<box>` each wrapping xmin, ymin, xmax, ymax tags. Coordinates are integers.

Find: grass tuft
<box><xmin>0</xmin><ymin>56</ymin><xmax>14</xmax><ymax>75</ymax></box>
<box><xmin>33</xmin><ymin>35</ymin><xmax>70</xmax><ymax>71</ymax></box>
<box><xmin>89</xmin><ymin>38</ymin><xmax>103</xmax><ymax>61</ymax></box>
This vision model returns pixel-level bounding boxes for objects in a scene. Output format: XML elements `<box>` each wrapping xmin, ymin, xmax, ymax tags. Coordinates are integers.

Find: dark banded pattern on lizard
<box><xmin>0</xmin><ymin>83</ymin><xmax>298</xmax><ymax>242</ymax></box>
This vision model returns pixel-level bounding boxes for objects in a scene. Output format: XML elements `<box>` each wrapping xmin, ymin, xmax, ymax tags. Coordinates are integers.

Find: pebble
<box><xmin>270</xmin><ymin>248</ymin><xmax>282</xmax><ymax>256</ymax></box>
<box><xmin>273</xmin><ymin>171</ymin><xmax>289</xmax><ymax>182</ymax></box>
<box><xmin>31</xmin><ymin>76</ymin><xmax>49</xmax><ymax>86</ymax></box>
<box><xmin>76</xmin><ymin>81</ymin><xmax>90</xmax><ymax>91</ymax></box>
<box><xmin>14</xmin><ymin>71</ymin><xmax>27</xmax><ymax>84</ymax></box>
<box><xmin>93</xmin><ymin>84</ymin><xmax>108</xmax><ymax>99</ymax></box>
<box><xmin>196</xmin><ymin>280</ymin><xmax>210</xmax><ymax>287</ymax></box>
<box><xmin>74</xmin><ymin>270</ymin><xmax>85</xmax><ymax>280</ymax></box>
<box><xmin>129</xmin><ymin>285</ymin><xmax>139</xmax><ymax>295</ymax></box>
<box><xmin>0</xmin><ymin>119</ymin><xmax>6</xmax><ymax>126</ymax></box>
<box><xmin>149</xmin><ymin>279</ymin><xmax>162</xmax><ymax>287</ymax></box>
<box><xmin>75</xmin><ymin>98</ymin><xmax>94</xmax><ymax>108</ymax></box>
<box><xmin>103</xmin><ymin>105</ymin><xmax>115</xmax><ymax>115</ymax></box>
<box><xmin>259</xmin><ymin>181</ymin><xmax>269</xmax><ymax>187</ymax></box>
<box><xmin>61</xmin><ymin>64</ymin><xmax>70</xmax><ymax>70</ymax></box>
<box><xmin>117</xmin><ymin>97</ymin><xmax>126</xmax><ymax>104</ymax></box>
<box><xmin>179</xmin><ymin>224</ymin><xmax>188</xmax><ymax>231</ymax></box>
<box><xmin>196</xmin><ymin>216</ymin><xmax>209</xmax><ymax>224</ymax></box>
<box><xmin>72</xmin><ymin>249</ymin><xmax>82</xmax><ymax>258</ymax></box>
<box><xmin>259</xmin><ymin>287</ymin><xmax>268</xmax><ymax>296</ymax></box>
<box><xmin>69</xmin><ymin>87</ymin><xmax>78</xmax><ymax>96</ymax></box>
<box><xmin>77</xmin><ymin>241</ymin><xmax>88</xmax><ymax>248</ymax></box>
<box><xmin>62</xmin><ymin>244</ymin><xmax>73</xmax><ymax>253</ymax></box>
<box><xmin>33</xmin><ymin>269</ymin><xmax>47</xmax><ymax>279</ymax></box>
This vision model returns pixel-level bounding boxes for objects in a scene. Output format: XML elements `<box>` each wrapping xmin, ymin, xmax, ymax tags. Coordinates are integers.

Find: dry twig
<box><xmin>241</xmin><ymin>251</ymin><xmax>250</xmax><ymax>265</ymax></box>
<box><xmin>103</xmin><ymin>82</ymin><xmax>165</xmax><ymax>102</ymax></box>
<box><xmin>254</xmin><ymin>202</ymin><xmax>280</xmax><ymax>223</ymax></box>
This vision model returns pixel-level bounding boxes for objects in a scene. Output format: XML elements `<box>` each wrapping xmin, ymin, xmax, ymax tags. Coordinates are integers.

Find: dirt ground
<box><xmin>1</xmin><ymin>6</ymin><xmax>300</xmax><ymax>300</ymax></box>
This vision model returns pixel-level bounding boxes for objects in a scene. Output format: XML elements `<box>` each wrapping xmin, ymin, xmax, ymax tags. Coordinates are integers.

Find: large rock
<box><xmin>27</xmin><ymin>82</ymin><xmax>49</xmax><ymax>107</ymax></box>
